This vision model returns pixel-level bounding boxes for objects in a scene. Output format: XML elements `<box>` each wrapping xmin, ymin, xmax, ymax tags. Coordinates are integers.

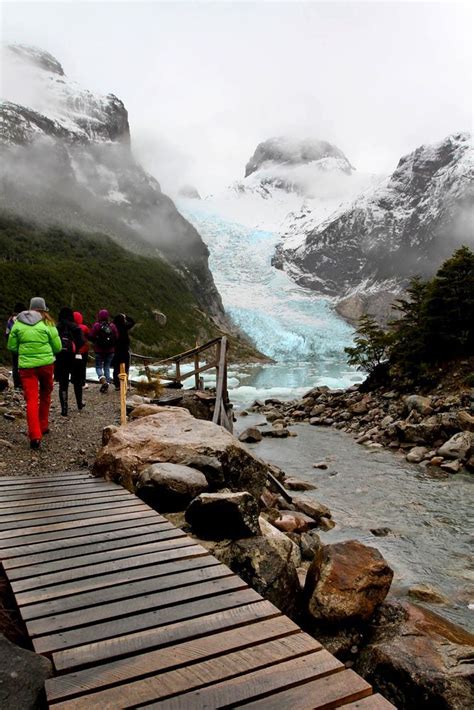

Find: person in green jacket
<box><xmin>7</xmin><ymin>297</ymin><xmax>61</xmax><ymax>449</ymax></box>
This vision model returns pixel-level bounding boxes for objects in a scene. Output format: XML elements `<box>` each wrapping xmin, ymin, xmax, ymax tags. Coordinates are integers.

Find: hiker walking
<box><xmin>88</xmin><ymin>309</ymin><xmax>118</xmax><ymax>393</ymax></box>
<box><xmin>5</xmin><ymin>302</ymin><xmax>26</xmax><ymax>390</ymax></box>
<box><xmin>112</xmin><ymin>313</ymin><xmax>135</xmax><ymax>390</ymax></box>
<box><xmin>73</xmin><ymin>311</ymin><xmax>90</xmax><ymax>388</ymax></box>
<box><xmin>7</xmin><ymin>297</ymin><xmax>61</xmax><ymax>449</ymax></box>
<box><xmin>55</xmin><ymin>307</ymin><xmax>86</xmax><ymax>416</ymax></box>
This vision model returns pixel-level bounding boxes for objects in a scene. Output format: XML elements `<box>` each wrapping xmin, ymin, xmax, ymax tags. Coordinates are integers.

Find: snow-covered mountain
<box><xmin>273</xmin><ymin>132</ymin><xmax>474</xmax><ymax>321</ymax></box>
<box><xmin>0</xmin><ymin>45</ymin><xmax>225</xmax><ymax>325</ymax></box>
<box><xmin>203</xmin><ymin>136</ymin><xmax>379</xmax><ymax>233</ymax></box>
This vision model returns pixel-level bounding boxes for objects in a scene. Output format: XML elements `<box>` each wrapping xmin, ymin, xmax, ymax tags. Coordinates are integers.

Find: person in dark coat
<box><xmin>112</xmin><ymin>313</ymin><xmax>135</xmax><ymax>390</ymax></box>
<box><xmin>5</xmin><ymin>302</ymin><xmax>26</xmax><ymax>389</ymax></box>
<box><xmin>55</xmin><ymin>307</ymin><xmax>85</xmax><ymax>415</ymax></box>
<box><xmin>88</xmin><ymin>309</ymin><xmax>118</xmax><ymax>393</ymax></box>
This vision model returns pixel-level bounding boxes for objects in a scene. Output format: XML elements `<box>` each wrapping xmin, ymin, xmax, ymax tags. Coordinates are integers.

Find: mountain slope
<box><xmin>0</xmin><ymin>44</ymin><xmax>226</xmax><ymax>327</ymax></box>
<box><xmin>274</xmin><ymin>133</ymin><xmax>474</xmax><ymax>303</ymax></box>
<box><xmin>0</xmin><ymin>214</ymin><xmax>229</xmax><ymax>364</ymax></box>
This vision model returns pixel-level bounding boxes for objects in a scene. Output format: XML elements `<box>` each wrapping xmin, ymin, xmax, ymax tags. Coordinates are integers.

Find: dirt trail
<box><xmin>0</xmin><ymin>384</ymin><xmax>121</xmax><ymax>477</ymax></box>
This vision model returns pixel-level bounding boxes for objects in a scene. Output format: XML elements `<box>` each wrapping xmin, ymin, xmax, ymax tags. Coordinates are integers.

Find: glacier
<box><xmin>179</xmin><ymin>199</ymin><xmax>364</xmax><ymax>399</ymax></box>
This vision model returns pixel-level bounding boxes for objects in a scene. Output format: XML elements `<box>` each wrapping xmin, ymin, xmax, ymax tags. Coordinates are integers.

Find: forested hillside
<box><xmin>0</xmin><ymin>214</ymin><xmax>224</xmax><ymax>362</ymax></box>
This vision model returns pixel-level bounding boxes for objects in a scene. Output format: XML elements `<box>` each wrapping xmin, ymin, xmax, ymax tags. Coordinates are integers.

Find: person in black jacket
<box><xmin>55</xmin><ymin>307</ymin><xmax>86</xmax><ymax>415</ymax></box>
<box><xmin>112</xmin><ymin>313</ymin><xmax>135</xmax><ymax>390</ymax></box>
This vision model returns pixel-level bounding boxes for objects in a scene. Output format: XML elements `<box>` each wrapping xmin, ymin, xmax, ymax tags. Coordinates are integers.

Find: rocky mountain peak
<box><xmin>1</xmin><ymin>44</ymin><xmax>130</xmax><ymax>145</ymax></box>
<box><xmin>8</xmin><ymin>44</ymin><xmax>65</xmax><ymax>76</ymax></box>
<box><xmin>245</xmin><ymin>136</ymin><xmax>353</xmax><ymax>178</ymax></box>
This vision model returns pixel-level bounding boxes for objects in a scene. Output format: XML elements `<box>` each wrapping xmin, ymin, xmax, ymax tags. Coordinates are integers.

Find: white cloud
<box><xmin>1</xmin><ymin>1</ymin><xmax>472</xmax><ymax>193</ymax></box>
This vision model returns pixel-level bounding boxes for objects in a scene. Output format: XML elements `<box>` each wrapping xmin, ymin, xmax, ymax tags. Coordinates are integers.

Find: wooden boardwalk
<box><xmin>0</xmin><ymin>472</ymin><xmax>394</xmax><ymax>709</ymax></box>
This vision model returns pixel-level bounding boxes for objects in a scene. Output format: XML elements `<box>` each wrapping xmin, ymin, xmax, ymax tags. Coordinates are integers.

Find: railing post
<box><xmin>194</xmin><ymin>340</ymin><xmax>200</xmax><ymax>390</ymax></box>
<box><xmin>175</xmin><ymin>361</ymin><xmax>181</xmax><ymax>384</ymax></box>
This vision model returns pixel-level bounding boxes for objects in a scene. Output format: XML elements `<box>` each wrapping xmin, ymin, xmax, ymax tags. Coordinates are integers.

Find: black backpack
<box><xmin>96</xmin><ymin>322</ymin><xmax>115</xmax><ymax>349</ymax></box>
<box><xmin>60</xmin><ymin>326</ymin><xmax>76</xmax><ymax>354</ymax></box>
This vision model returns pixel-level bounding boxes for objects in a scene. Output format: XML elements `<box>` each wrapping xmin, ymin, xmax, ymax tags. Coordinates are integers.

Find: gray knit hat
<box><xmin>29</xmin><ymin>297</ymin><xmax>49</xmax><ymax>312</ymax></box>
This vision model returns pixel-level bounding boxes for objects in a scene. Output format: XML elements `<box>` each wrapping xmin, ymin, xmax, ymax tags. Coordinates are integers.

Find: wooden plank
<box><xmin>2</xmin><ymin>526</ymin><xmax>184</xmax><ymax>570</ymax></box>
<box><xmin>33</xmin><ymin>576</ymin><xmax>252</xmax><ymax>653</ymax></box>
<box><xmin>12</xmin><ymin>543</ymin><xmax>204</xmax><ymax>592</ymax></box>
<box><xmin>0</xmin><ymin>472</ymin><xmax>92</xmax><ymax>484</ymax></box>
<box><xmin>30</xmin><ymin>568</ymin><xmax>239</xmax><ymax>638</ymax></box>
<box><xmin>50</xmin><ymin>638</ymin><xmax>329</xmax><ymax>709</ymax></box>
<box><xmin>0</xmin><ymin>481</ymin><xmax>118</xmax><ymax>502</ymax></box>
<box><xmin>0</xmin><ymin>478</ymin><xmax>102</xmax><ymax>493</ymax></box>
<box><xmin>0</xmin><ymin>499</ymin><xmax>148</xmax><ymax>529</ymax></box>
<box><xmin>21</xmin><ymin>558</ymin><xmax>223</xmax><ymax>619</ymax></box>
<box><xmin>338</xmin><ymin>694</ymin><xmax>396</xmax><ymax>709</ymax></box>
<box><xmin>141</xmin><ymin>653</ymin><xmax>349</xmax><ymax>710</ymax></box>
<box><xmin>240</xmin><ymin>669</ymin><xmax>373</xmax><ymax>709</ymax></box>
<box><xmin>0</xmin><ymin>489</ymin><xmax>131</xmax><ymax>512</ymax></box>
<box><xmin>0</xmin><ymin>520</ymin><xmax>171</xmax><ymax>560</ymax></box>
<box><xmin>7</xmin><ymin>535</ymin><xmax>190</xmax><ymax>580</ymax></box>
<box><xmin>53</xmin><ymin>599</ymin><xmax>281</xmax><ymax>671</ymax></box>
<box><xmin>0</xmin><ymin>510</ymin><xmax>158</xmax><ymax>549</ymax></box>
<box><xmin>0</xmin><ymin>507</ymin><xmax>158</xmax><ymax>540</ymax></box>
<box><xmin>15</xmin><ymin>548</ymin><xmax>209</xmax><ymax>605</ymax></box>
<box><xmin>46</xmin><ymin>614</ymin><xmax>302</xmax><ymax>702</ymax></box>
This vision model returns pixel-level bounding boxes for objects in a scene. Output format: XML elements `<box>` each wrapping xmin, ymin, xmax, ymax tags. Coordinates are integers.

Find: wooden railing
<box><xmin>130</xmin><ymin>336</ymin><xmax>232</xmax><ymax>431</ymax></box>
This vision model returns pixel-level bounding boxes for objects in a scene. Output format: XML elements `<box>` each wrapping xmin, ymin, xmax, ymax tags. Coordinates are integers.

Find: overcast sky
<box><xmin>1</xmin><ymin>0</ymin><xmax>473</xmax><ymax>193</ymax></box>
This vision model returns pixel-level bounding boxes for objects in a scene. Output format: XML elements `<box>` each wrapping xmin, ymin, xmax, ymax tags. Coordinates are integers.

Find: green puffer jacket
<box><xmin>7</xmin><ymin>311</ymin><xmax>62</xmax><ymax>369</ymax></box>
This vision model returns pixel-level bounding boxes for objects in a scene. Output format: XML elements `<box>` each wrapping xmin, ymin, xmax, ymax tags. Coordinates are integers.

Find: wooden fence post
<box><xmin>119</xmin><ymin>362</ymin><xmax>128</xmax><ymax>426</ymax></box>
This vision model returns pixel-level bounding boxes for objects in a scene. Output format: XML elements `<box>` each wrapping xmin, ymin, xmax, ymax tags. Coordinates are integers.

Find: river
<box><xmin>180</xmin><ymin>199</ymin><xmax>473</xmax><ymax>633</ymax></box>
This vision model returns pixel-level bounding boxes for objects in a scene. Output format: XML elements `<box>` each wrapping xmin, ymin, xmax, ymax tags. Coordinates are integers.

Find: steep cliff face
<box><xmin>274</xmin><ymin>133</ymin><xmax>474</xmax><ymax>302</ymax></box>
<box><xmin>0</xmin><ymin>45</ymin><xmax>226</xmax><ymax>326</ymax></box>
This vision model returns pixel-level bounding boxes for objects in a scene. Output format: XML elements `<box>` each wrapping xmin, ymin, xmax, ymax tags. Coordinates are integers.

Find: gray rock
<box><xmin>0</xmin><ymin>634</ymin><xmax>52</xmax><ymax>709</ymax></box>
<box><xmin>406</xmin><ymin>395</ymin><xmax>433</xmax><ymax>415</ymax></box>
<box><xmin>136</xmin><ymin>462</ymin><xmax>209</xmax><ymax>512</ymax></box>
<box><xmin>261</xmin><ymin>427</ymin><xmax>290</xmax><ymax>438</ymax></box>
<box><xmin>438</xmin><ymin>432</ymin><xmax>473</xmax><ymax>461</ymax></box>
<box><xmin>300</xmin><ymin>529</ymin><xmax>323</xmax><ymax>561</ymax></box>
<box><xmin>214</xmin><ymin>536</ymin><xmax>300</xmax><ymax>616</ymax></box>
<box><xmin>238</xmin><ymin>427</ymin><xmax>263</xmax><ymax>443</ymax></box>
<box><xmin>292</xmin><ymin>495</ymin><xmax>331</xmax><ymax>522</ymax></box>
<box><xmin>284</xmin><ymin>477</ymin><xmax>317</xmax><ymax>491</ymax></box>
<box><xmin>406</xmin><ymin>446</ymin><xmax>429</xmax><ymax>463</ymax></box>
<box><xmin>185</xmin><ymin>491</ymin><xmax>260</xmax><ymax>540</ymax></box>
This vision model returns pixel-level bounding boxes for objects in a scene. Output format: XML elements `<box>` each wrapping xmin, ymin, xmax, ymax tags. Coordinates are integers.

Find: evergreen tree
<box><xmin>344</xmin><ymin>315</ymin><xmax>392</xmax><ymax>374</ymax></box>
<box><xmin>424</xmin><ymin>246</ymin><xmax>474</xmax><ymax>359</ymax></box>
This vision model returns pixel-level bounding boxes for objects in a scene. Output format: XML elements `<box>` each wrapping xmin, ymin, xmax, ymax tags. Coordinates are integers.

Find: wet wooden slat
<box><xmin>53</xmin><ymin>599</ymin><xmax>282</xmax><ymax>672</ymax></box>
<box><xmin>32</xmin><ymin>577</ymin><xmax>252</xmax><ymax>652</ymax></box>
<box><xmin>21</xmin><ymin>558</ymin><xmax>223</xmax><ymax>620</ymax></box>
<box><xmin>51</xmin><ymin>635</ymin><xmax>327</xmax><ymax>709</ymax></box>
<box><xmin>2</xmin><ymin>527</ymin><xmax>185</xmax><ymax>570</ymax></box>
<box><xmin>7</xmin><ymin>535</ymin><xmax>190</xmax><ymax>580</ymax></box>
<box><xmin>0</xmin><ymin>499</ymin><xmax>147</xmax><ymax>530</ymax></box>
<box><xmin>27</xmin><ymin>568</ymin><xmax>248</xmax><ymax>638</ymax></box>
<box><xmin>0</xmin><ymin>488</ymin><xmax>131</xmax><ymax>512</ymax></box>
<box><xmin>142</xmin><ymin>655</ymin><xmax>353</xmax><ymax>709</ymax></box>
<box><xmin>46</xmin><ymin>613</ymin><xmax>297</xmax><ymax>702</ymax></box>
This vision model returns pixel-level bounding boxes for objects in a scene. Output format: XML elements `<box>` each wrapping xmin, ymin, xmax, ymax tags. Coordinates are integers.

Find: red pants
<box><xmin>19</xmin><ymin>365</ymin><xmax>54</xmax><ymax>441</ymax></box>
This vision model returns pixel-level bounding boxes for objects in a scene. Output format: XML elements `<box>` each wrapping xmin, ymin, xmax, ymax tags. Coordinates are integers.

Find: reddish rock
<box><xmin>357</xmin><ymin>601</ymin><xmax>474</xmax><ymax>709</ymax></box>
<box><xmin>272</xmin><ymin>511</ymin><xmax>317</xmax><ymax>534</ymax></box>
<box><xmin>304</xmin><ymin>540</ymin><xmax>393</xmax><ymax>622</ymax></box>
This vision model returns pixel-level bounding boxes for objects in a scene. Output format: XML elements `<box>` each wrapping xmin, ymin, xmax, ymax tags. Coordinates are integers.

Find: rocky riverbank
<box><xmin>94</xmin><ymin>399</ymin><xmax>474</xmax><ymax>708</ymax></box>
<box><xmin>239</xmin><ymin>378</ymin><xmax>474</xmax><ymax>477</ymax></box>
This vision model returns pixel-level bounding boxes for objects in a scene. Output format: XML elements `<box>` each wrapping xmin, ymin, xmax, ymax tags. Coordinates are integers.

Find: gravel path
<box><xmin>0</xmin><ymin>383</ymin><xmax>121</xmax><ymax>477</ymax></box>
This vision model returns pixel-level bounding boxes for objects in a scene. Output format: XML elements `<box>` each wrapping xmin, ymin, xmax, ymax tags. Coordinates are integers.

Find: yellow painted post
<box><xmin>119</xmin><ymin>362</ymin><xmax>128</xmax><ymax>426</ymax></box>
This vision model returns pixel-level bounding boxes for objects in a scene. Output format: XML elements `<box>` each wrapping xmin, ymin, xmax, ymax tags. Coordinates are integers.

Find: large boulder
<box><xmin>0</xmin><ymin>634</ymin><xmax>52</xmax><ymax>709</ymax></box>
<box><xmin>93</xmin><ymin>406</ymin><xmax>269</xmax><ymax>498</ymax></box>
<box><xmin>357</xmin><ymin>601</ymin><xmax>474</xmax><ymax>709</ymax></box>
<box><xmin>304</xmin><ymin>540</ymin><xmax>393</xmax><ymax>623</ymax></box>
<box><xmin>214</xmin><ymin>536</ymin><xmax>300</xmax><ymax>617</ymax></box>
<box><xmin>238</xmin><ymin>427</ymin><xmax>263</xmax><ymax>443</ymax></box>
<box><xmin>405</xmin><ymin>395</ymin><xmax>433</xmax><ymax>415</ymax></box>
<box><xmin>136</xmin><ymin>462</ymin><xmax>209</xmax><ymax>512</ymax></box>
<box><xmin>438</xmin><ymin>431</ymin><xmax>473</xmax><ymax>461</ymax></box>
<box><xmin>185</xmin><ymin>492</ymin><xmax>260</xmax><ymax>540</ymax></box>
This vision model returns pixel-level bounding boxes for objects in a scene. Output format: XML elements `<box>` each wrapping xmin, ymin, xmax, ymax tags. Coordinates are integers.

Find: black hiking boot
<box><xmin>30</xmin><ymin>439</ymin><xmax>41</xmax><ymax>450</ymax></box>
<box><xmin>59</xmin><ymin>390</ymin><xmax>68</xmax><ymax>416</ymax></box>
